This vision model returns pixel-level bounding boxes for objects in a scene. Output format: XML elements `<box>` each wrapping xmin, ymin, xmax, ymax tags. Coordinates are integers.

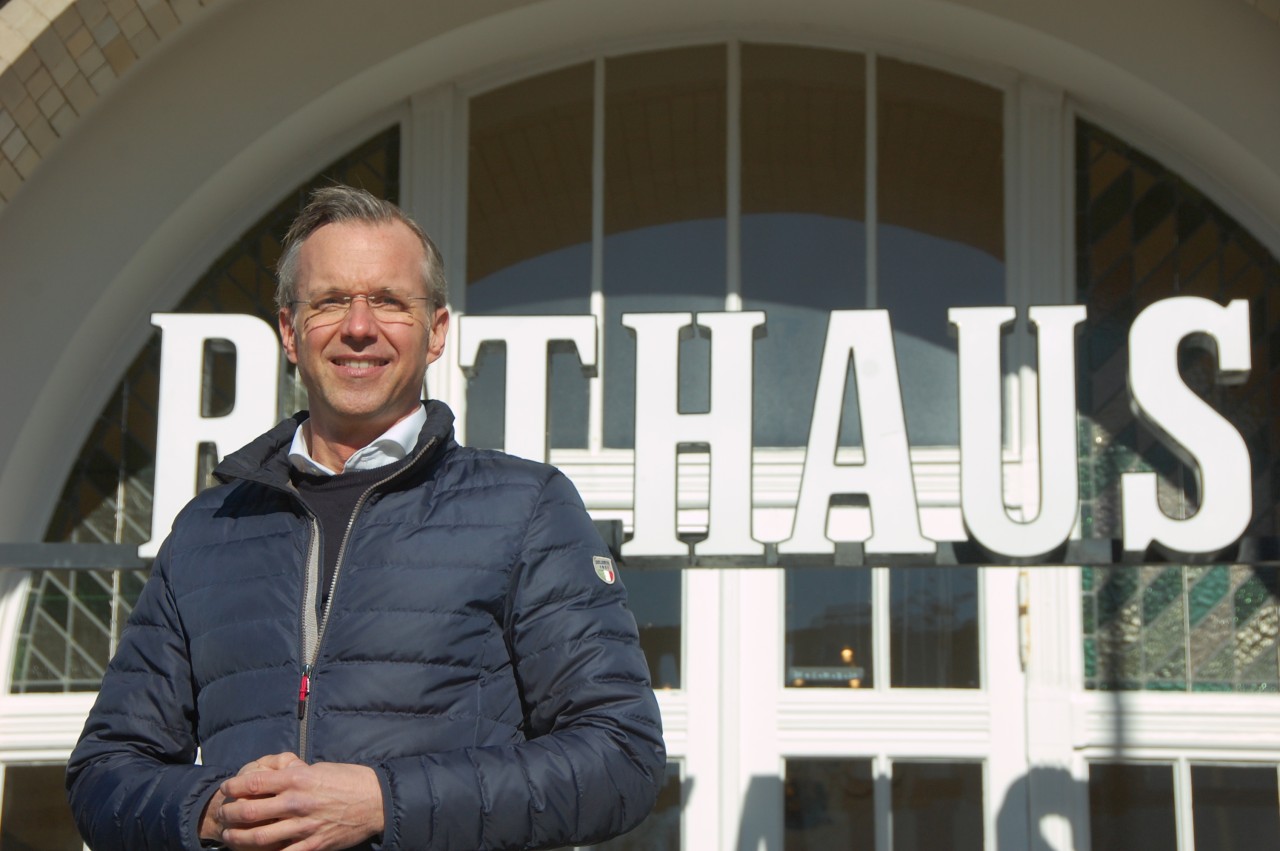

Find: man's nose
<box><xmin>339</xmin><ymin>295</ymin><xmax>378</xmax><ymax>338</ymax></box>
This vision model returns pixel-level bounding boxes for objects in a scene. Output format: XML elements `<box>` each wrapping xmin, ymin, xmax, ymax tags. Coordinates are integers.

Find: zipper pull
<box><xmin>297</xmin><ymin>664</ymin><xmax>312</xmax><ymax>719</ymax></box>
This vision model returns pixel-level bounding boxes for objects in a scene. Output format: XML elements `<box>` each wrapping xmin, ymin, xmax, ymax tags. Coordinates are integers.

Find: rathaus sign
<box><xmin>142</xmin><ymin>296</ymin><xmax>1255</xmax><ymax>567</ymax></box>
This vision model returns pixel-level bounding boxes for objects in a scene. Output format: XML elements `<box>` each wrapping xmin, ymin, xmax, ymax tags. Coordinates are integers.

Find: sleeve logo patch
<box><xmin>593</xmin><ymin>555</ymin><xmax>617</xmax><ymax>584</ymax></box>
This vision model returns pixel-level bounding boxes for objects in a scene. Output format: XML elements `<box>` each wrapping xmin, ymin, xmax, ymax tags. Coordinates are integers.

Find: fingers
<box><xmin>223</xmin><ymin>759</ymin><xmax>307</xmax><ymax>800</ymax></box>
<box><xmin>237</xmin><ymin>753</ymin><xmax>306</xmax><ymax>776</ymax></box>
<box><xmin>213</xmin><ymin>760</ymin><xmax>383</xmax><ymax>851</ymax></box>
<box><xmin>220</xmin><ymin>818</ymin><xmax>300</xmax><ymax>851</ymax></box>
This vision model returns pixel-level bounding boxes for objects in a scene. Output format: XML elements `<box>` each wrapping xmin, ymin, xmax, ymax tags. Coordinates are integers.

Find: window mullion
<box><xmin>589</xmin><ymin>57</ymin><xmax>606</xmax><ymax>456</ymax></box>
<box><xmin>865</xmin><ymin>51</ymin><xmax>878</xmax><ymax>310</ymax></box>
<box><xmin>726</xmin><ymin>39</ymin><xmax>742</xmax><ymax>312</ymax></box>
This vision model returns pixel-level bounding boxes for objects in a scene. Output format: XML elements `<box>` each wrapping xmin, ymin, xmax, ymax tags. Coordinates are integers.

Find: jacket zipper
<box><xmin>295</xmin><ymin>435</ymin><xmax>441</xmax><ymax>759</ymax></box>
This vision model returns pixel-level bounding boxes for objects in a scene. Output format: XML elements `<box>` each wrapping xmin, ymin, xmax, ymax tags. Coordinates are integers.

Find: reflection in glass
<box><xmin>741</xmin><ymin>44</ymin><xmax>867</xmax><ymax>447</ymax></box>
<box><xmin>1</xmin><ymin>764</ymin><xmax>84</xmax><ymax>850</ymax></box>
<box><xmin>890</xmin><ymin>567</ymin><xmax>979</xmax><ymax>688</ymax></box>
<box><xmin>891</xmin><ymin>762</ymin><xmax>983</xmax><ymax>851</ymax></box>
<box><xmin>583</xmin><ymin>762</ymin><xmax>683</xmax><ymax>849</ymax></box>
<box><xmin>626</xmin><ymin>570</ymin><xmax>682</xmax><ymax>689</ymax></box>
<box><xmin>1191</xmin><ymin>765</ymin><xmax>1280</xmax><ymax>850</ymax></box>
<box><xmin>785</xmin><ymin>568</ymin><xmax>872</xmax><ymax>688</ymax></box>
<box><xmin>603</xmin><ymin>46</ymin><xmax>727</xmax><ymax>447</ymax></box>
<box><xmin>877</xmin><ymin>59</ymin><xmax>1004</xmax><ymax>446</ymax></box>
<box><xmin>467</xmin><ymin>64</ymin><xmax>595</xmax><ymax>451</ymax></box>
<box><xmin>1089</xmin><ymin>763</ymin><xmax>1177</xmax><ymax>851</ymax></box>
<box><xmin>784</xmin><ymin>759</ymin><xmax>874</xmax><ymax>850</ymax></box>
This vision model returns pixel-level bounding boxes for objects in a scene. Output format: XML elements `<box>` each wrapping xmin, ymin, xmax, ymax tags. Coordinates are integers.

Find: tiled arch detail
<box><xmin>0</xmin><ymin>0</ymin><xmax>225</xmax><ymax>211</ymax></box>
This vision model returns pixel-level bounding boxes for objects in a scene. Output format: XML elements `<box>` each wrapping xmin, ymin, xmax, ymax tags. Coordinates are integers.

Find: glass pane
<box><xmin>583</xmin><ymin>762</ymin><xmax>683</xmax><ymax>849</ymax></box>
<box><xmin>603</xmin><ymin>45</ymin><xmax>727</xmax><ymax>448</ymax></box>
<box><xmin>1191</xmin><ymin>765</ymin><xmax>1280</xmax><ymax>850</ymax></box>
<box><xmin>11</xmin><ymin>568</ymin><xmax>148</xmax><ymax>693</ymax></box>
<box><xmin>1083</xmin><ymin>565</ymin><xmax>1280</xmax><ymax>692</ymax></box>
<box><xmin>784</xmin><ymin>758</ymin><xmax>874</xmax><ymax>850</ymax></box>
<box><xmin>785</xmin><ymin>567</ymin><xmax>872</xmax><ymax>688</ymax></box>
<box><xmin>1</xmin><ymin>764</ymin><xmax>84</xmax><ymax>850</ymax></box>
<box><xmin>892</xmin><ymin>762</ymin><xmax>983</xmax><ymax>851</ymax></box>
<box><xmin>890</xmin><ymin>567</ymin><xmax>979</xmax><ymax>689</ymax></box>
<box><xmin>626</xmin><ymin>570</ymin><xmax>682</xmax><ymax>689</ymax></box>
<box><xmin>1088</xmin><ymin>763</ymin><xmax>1177</xmax><ymax>851</ymax></box>
<box><xmin>877</xmin><ymin>59</ymin><xmax>1004</xmax><ymax>447</ymax></box>
<box><xmin>467</xmin><ymin>64</ymin><xmax>594</xmax><ymax>451</ymax></box>
<box><xmin>1075</xmin><ymin>120</ymin><xmax>1280</xmax><ymax>545</ymax></box>
<box><xmin>741</xmin><ymin>44</ymin><xmax>867</xmax><ymax>448</ymax></box>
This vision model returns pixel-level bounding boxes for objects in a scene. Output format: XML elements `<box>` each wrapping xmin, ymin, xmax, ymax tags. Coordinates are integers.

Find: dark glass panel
<box><xmin>890</xmin><ymin>567</ymin><xmax>979</xmax><ymax>689</ymax></box>
<box><xmin>784</xmin><ymin>759</ymin><xmax>875</xmax><ymax>850</ymax></box>
<box><xmin>891</xmin><ymin>762</ymin><xmax>983</xmax><ymax>851</ymax></box>
<box><xmin>466</xmin><ymin>64</ymin><xmax>594</xmax><ymax>451</ymax></box>
<box><xmin>1</xmin><ymin>764</ymin><xmax>84</xmax><ymax>850</ymax></box>
<box><xmin>785</xmin><ymin>567</ymin><xmax>873</xmax><ymax>688</ymax></box>
<box><xmin>1088</xmin><ymin>763</ymin><xmax>1177</xmax><ymax>851</ymax></box>
<box><xmin>602</xmin><ymin>46</ymin><xmax>727</xmax><ymax>447</ymax></box>
<box><xmin>1191</xmin><ymin>765</ymin><xmax>1280</xmax><ymax>850</ymax></box>
<box><xmin>741</xmin><ymin>44</ymin><xmax>867</xmax><ymax>447</ymax></box>
<box><xmin>877</xmin><ymin>59</ymin><xmax>1004</xmax><ymax>447</ymax></box>
<box><xmin>468</xmin><ymin>62</ymin><xmax>593</xmax><ymax>288</ymax></box>
<box><xmin>626</xmin><ymin>570</ymin><xmax>682</xmax><ymax>690</ymax></box>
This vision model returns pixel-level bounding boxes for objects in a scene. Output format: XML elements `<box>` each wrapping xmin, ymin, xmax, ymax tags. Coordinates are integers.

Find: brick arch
<box><xmin>0</xmin><ymin>0</ymin><xmax>226</xmax><ymax>210</ymax></box>
<box><xmin>2</xmin><ymin>1</ymin><xmax>1280</xmax><ymax>215</ymax></box>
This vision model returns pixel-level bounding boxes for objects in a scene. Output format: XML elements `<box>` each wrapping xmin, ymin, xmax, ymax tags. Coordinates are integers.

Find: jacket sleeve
<box><xmin>375</xmin><ymin>470</ymin><xmax>666</xmax><ymax>850</ymax></box>
<box><xmin>65</xmin><ymin>538</ymin><xmax>233</xmax><ymax>851</ymax></box>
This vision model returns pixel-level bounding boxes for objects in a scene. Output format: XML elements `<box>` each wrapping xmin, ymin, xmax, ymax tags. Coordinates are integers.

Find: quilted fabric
<box><xmin>67</xmin><ymin>401</ymin><xmax>665</xmax><ymax>850</ymax></box>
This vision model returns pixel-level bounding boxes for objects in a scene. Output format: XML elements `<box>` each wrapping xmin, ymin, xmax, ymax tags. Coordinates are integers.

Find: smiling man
<box><xmin>67</xmin><ymin>186</ymin><xmax>665</xmax><ymax>851</ymax></box>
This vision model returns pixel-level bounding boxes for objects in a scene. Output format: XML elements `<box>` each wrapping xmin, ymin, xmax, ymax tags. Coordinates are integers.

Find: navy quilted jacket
<box><xmin>66</xmin><ymin>401</ymin><xmax>665</xmax><ymax>850</ymax></box>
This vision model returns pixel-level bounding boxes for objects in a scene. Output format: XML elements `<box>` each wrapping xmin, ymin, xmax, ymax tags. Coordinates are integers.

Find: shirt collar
<box><xmin>288</xmin><ymin>405</ymin><xmax>427</xmax><ymax>476</ymax></box>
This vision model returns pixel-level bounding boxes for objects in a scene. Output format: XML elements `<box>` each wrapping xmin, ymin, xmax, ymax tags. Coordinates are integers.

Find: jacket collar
<box><xmin>213</xmin><ymin>400</ymin><xmax>457</xmax><ymax>490</ymax></box>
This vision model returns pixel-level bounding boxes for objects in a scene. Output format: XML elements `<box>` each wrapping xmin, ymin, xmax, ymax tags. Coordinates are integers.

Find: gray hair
<box><xmin>275</xmin><ymin>184</ymin><xmax>447</xmax><ymax>313</ymax></box>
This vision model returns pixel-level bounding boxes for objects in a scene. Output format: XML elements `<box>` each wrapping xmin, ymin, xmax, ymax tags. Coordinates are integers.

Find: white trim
<box><xmin>0</xmin><ymin>693</ymin><xmax>95</xmax><ymax>763</ymax></box>
<box><xmin>0</xmin><ymin>570</ymin><xmax>29</xmax><ymax>696</ymax></box>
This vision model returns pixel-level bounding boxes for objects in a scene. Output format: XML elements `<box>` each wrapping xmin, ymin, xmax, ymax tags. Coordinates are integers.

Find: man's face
<box><xmin>279</xmin><ymin>220</ymin><xmax>448</xmax><ymax>443</ymax></box>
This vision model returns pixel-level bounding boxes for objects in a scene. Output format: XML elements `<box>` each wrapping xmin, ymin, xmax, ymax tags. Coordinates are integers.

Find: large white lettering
<box><xmin>623</xmin><ymin>312</ymin><xmax>766</xmax><ymax>557</ymax></box>
<box><xmin>143</xmin><ymin>298</ymin><xmax>1256</xmax><ymax>564</ymax></box>
<box><xmin>779</xmin><ymin>310</ymin><xmax>935</xmax><ymax>556</ymax></box>
<box><xmin>952</xmin><ymin>305</ymin><xmax>1086</xmax><ymax>558</ymax></box>
<box><xmin>457</xmin><ymin>315</ymin><xmax>597</xmax><ymax>464</ymax></box>
<box><xmin>141</xmin><ymin>314</ymin><xmax>280</xmax><ymax>557</ymax></box>
<box><xmin>1122</xmin><ymin>297</ymin><xmax>1252</xmax><ymax>557</ymax></box>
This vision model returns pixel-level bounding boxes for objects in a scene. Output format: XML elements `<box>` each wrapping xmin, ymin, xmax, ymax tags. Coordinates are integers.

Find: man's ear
<box><xmin>426</xmin><ymin>307</ymin><xmax>450</xmax><ymax>365</ymax></box>
<box><xmin>279</xmin><ymin>308</ymin><xmax>300</xmax><ymax>365</ymax></box>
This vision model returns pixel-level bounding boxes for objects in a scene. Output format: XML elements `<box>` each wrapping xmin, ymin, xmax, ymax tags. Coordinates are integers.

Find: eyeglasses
<box><xmin>289</xmin><ymin>292</ymin><xmax>432</xmax><ymax>327</ymax></box>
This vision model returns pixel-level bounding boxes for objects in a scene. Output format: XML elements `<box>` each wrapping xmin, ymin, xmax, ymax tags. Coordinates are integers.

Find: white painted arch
<box><xmin>0</xmin><ymin>0</ymin><xmax>1277</xmax><ymax>541</ymax></box>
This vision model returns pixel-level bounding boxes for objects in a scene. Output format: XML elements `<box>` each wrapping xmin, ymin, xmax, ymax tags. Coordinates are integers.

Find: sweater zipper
<box><xmin>296</xmin><ymin>435</ymin><xmax>441</xmax><ymax>759</ymax></box>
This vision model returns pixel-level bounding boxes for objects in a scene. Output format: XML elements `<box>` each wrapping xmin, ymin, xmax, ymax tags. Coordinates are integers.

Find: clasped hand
<box><xmin>200</xmin><ymin>753</ymin><xmax>384</xmax><ymax>851</ymax></box>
